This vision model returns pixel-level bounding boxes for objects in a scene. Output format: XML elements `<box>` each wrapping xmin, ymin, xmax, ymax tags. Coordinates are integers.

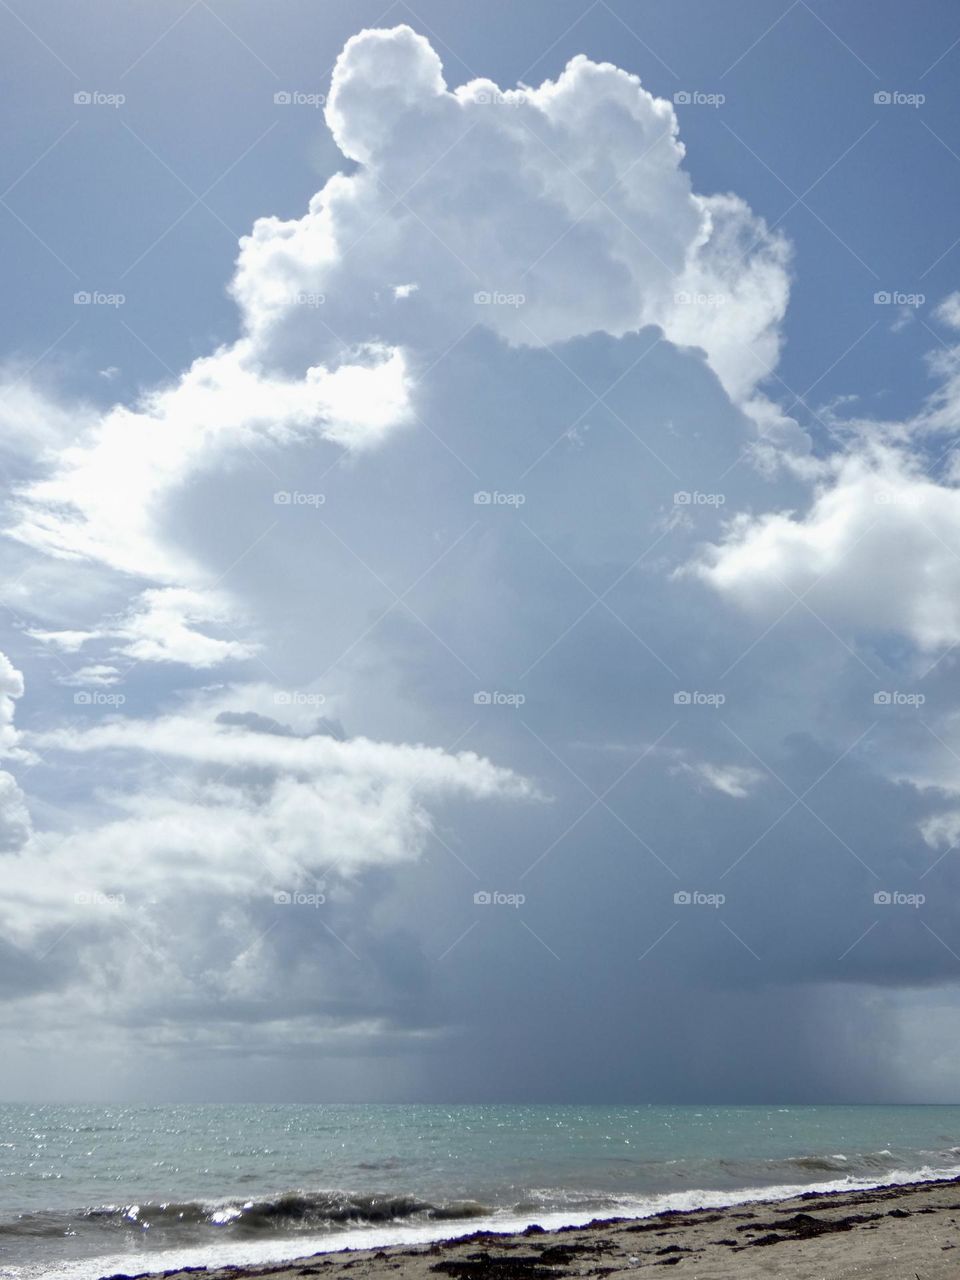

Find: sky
<box><xmin>2</xmin><ymin>0</ymin><xmax>960</xmax><ymax>1102</ymax></box>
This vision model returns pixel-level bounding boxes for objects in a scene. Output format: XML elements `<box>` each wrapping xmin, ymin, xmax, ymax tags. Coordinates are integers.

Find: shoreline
<box><xmin>97</xmin><ymin>1174</ymin><xmax>960</xmax><ymax>1280</ymax></box>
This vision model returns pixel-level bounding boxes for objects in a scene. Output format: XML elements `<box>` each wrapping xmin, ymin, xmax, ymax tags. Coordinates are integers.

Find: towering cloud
<box><xmin>1</xmin><ymin>26</ymin><xmax>959</xmax><ymax>1101</ymax></box>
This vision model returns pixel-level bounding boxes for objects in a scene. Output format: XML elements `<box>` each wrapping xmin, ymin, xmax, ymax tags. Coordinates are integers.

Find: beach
<box><xmin>103</xmin><ymin>1176</ymin><xmax>960</xmax><ymax>1280</ymax></box>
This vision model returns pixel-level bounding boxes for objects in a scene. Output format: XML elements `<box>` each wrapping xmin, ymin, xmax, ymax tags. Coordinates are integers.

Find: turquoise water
<box><xmin>2</xmin><ymin>1104</ymin><xmax>960</xmax><ymax>1280</ymax></box>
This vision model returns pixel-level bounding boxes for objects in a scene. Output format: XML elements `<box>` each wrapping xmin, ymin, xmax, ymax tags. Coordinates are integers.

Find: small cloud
<box><xmin>58</xmin><ymin>664</ymin><xmax>122</xmax><ymax>687</ymax></box>
<box><xmin>935</xmin><ymin>291</ymin><xmax>960</xmax><ymax>331</ymax></box>
<box><xmin>393</xmin><ymin>282</ymin><xmax>419</xmax><ymax>299</ymax></box>
<box><xmin>675</xmin><ymin>760</ymin><xmax>765</xmax><ymax>799</ymax></box>
<box><xmin>28</xmin><ymin>628</ymin><xmax>98</xmax><ymax>654</ymax></box>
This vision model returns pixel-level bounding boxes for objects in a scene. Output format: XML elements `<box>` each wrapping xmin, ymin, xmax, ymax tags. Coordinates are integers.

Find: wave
<box><xmin>6</xmin><ymin>1146</ymin><xmax>960</xmax><ymax>1280</ymax></box>
<box><xmin>0</xmin><ymin>1192</ymin><xmax>493</xmax><ymax>1244</ymax></box>
<box><xmin>10</xmin><ymin>1163</ymin><xmax>960</xmax><ymax>1280</ymax></box>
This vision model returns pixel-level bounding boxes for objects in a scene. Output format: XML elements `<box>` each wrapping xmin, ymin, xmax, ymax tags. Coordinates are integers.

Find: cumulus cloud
<box><xmin>5</xmin><ymin>25</ymin><xmax>960</xmax><ymax>1098</ymax></box>
<box><xmin>6</xmin><ymin>25</ymin><xmax>790</xmax><ymax>598</ymax></box>
<box><xmin>0</xmin><ymin>651</ymin><xmax>29</xmax><ymax>763</ymax></box>
<box><xmin>236</xmin><ymin>27</ymin><xmax>789</xmax><ymax>407</ymax></box>
<box><xmin>8</xmin><ymin>343</ymin><xmax>412</xmax><ymax>580</ymax></box>
<box><xmin>694</xmin><ymin>444</ymin><xmax>960</xmax><ymax>650</ymax></box>
<box><xmin>3</xmin><ymin>690</ymin><xmax>532</xmax><ymax>977</ymax></box>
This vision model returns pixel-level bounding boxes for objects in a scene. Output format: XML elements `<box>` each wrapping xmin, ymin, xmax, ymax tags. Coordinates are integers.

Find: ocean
<box><xmin>2</xmin><ymin>1103</ymin><xmax>960</xmax><ymax>1280</ymax></box>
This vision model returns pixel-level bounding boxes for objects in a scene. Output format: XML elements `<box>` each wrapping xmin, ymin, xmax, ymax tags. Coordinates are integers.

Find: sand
<box><xmin>101</xmin><ymin>1175</ymin><xmax>960</xmax><ymax>1280</ymax></box>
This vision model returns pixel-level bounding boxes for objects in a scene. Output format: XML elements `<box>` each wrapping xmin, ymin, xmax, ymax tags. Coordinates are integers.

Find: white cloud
<box><xmin>675</xmin><ymin>759</ymin><xmax>766</xmax><ymax>798</ymax></box>
<box><xmin>0</xmin><ymin>651</ymin><xmax>32</xmax><ymax>852</ymax></box>
<box><xmin>7</xmin><ymin>342</ymin><xmax>412</xmax><ymax>580</ymax></box>
<box><xmin>31</xmin><ymin>587</ymin><xmax>258</xmax><ymax>671</ymax></box>
<box><xmin>0</xmin><ymin>377</ymin><xmax>99</xmax><ymax>458</ymax></box>
<box><xmin>0</xmin><ymin>650</ymin><xmax>26</xmax><ymax>758</ymax></box>
<box><xmin>693</xmin><ymin>445</ymin><xmax>960</xmax><ymax>649</ymax></box>
<box><xmin>4</xmin><ymin>692</ymin><xmax>534</xmax><ymax>949</ymax></box>
<box><xmin>10</xmin><ymin>23</ymin><xmax>960</xmax><ymax>1092</ymax></box>
<box><xmin>27</xmin><ymin>628</ymin><xmax>94</xmax><ymax>654</ymax></box>
<box><xmin>935</xmin><ymin>291</ymin><xmax>960</xmax><ymax>331</ymax></box>
<box><xmin>58</xmin><ymin>663</ymin><xmax>122</xmax><ymax>687</ymax></box>
<box><xmin>237</xmin><ymin>26</ymin><xmax>789</xmax><ymax>406</ymax></box>
<box><xmin>109</xmin><ymin>587</ymin><xmax>259</xmax><ymax>668</ymax></box>
<box><xmin>3</xmin><ymin>26</ymin><xmax>791</xmax><ymax>606</ymax></box>
<box><xmin>31</xmin><ymin>705</ymin><xmax>534</xmax><ymax>799</ymax></box>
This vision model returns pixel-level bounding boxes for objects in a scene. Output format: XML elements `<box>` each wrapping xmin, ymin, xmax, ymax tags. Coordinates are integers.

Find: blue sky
<box><xmin>3</xmin><ymin>1</ymin><xmax>960</xmax><ymax>1102</ymax></box>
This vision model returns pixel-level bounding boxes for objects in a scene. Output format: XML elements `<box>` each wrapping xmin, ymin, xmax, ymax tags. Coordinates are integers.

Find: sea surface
<box><xmin>2</xmin><ymin>1104</ymin><xmax>960</xmax><ymax>1280</ymax></box>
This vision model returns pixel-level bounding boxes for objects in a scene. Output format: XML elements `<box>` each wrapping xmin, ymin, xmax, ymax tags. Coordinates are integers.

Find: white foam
<box><xmin>12</xmin><ymin>1163</ymin><xmax>960</xmax><ymax>1280</ymax></box>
